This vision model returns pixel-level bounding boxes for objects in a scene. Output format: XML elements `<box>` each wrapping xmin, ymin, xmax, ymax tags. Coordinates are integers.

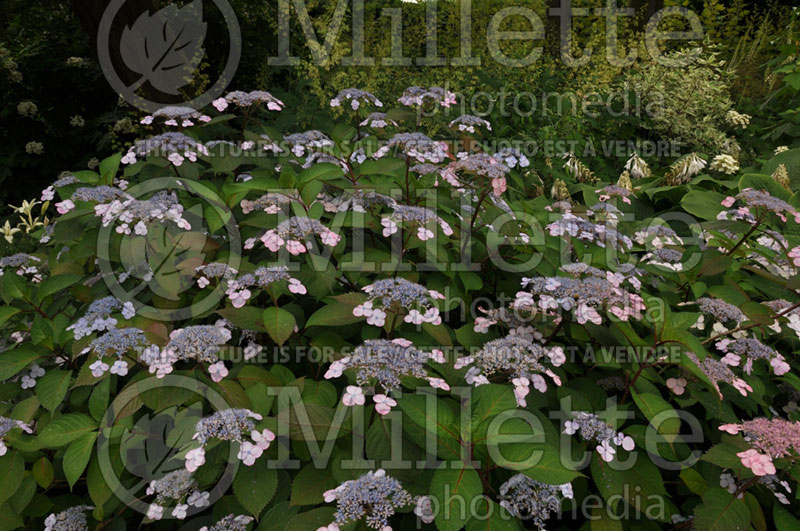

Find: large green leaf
<box><xmin>63</xmin><ymin>432</ymin><xmax>97</xmax><ymax>489</ymax></box>
<box><xmin>693</xmin><ymin>488</ymin><xmax>750</xmax><ymax>531</ymax></box>
<box><xmin>38</xmin><ymin>413</ymin><xmax>97</xmax><ymax>447</ymax></box>
<box><xmin>0</xmin><ymin>452</ymin><xmax>23</xmax><ymax>503</ymax></box>
<box><xmin>0</xmin><ymin>347</ymin><xmax>43</xmax><ymax>381</ymax></box>
<box><xmin>289</xmin><ymin>464</ymin><xmax>338</xmax><ymax>506</ymax></box>
<box><xmin>35</xmin><ymin>369</ymin><xmax>72</xmax><ymax>413</ymax></box>
<box><xmin>429</xmin><ymin>463</ymin><xmax>483</xmax><ymax>531</ymax></box>
<box><xmin>262</xmin><ymin>307</ymin><xmax>296</xmax><ymax>346</ymax></box>
<box><xmin>233</xmin><ymin>460</ymin><xmax>278</xmax><ymax>516</ymax></box>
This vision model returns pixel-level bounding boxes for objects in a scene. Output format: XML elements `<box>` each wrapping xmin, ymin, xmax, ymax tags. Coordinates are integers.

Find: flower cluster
<box><xmin>0</xmin><ymin>253</ymin><xmax>41</xmax><ymax>280</ymax></box>
<box><xmin>94</xmin><ymin>191</ymin><xmax>191</xmax><ymax>235</ymax></box>
<box><xmin>562</xmin><ymin>152</ymin><xmax>597</xmax><ymax>183</ymax></box>
<box><xmin>685</xmin><ymin>351</ymin><xmax>752</xmax><ymax>398</ymax></box>
<box><xmin>710</xmin><ymin>153</ymin><xmax>740</xmax><ymax>174</ymax></box>
<box><xmin>187</xmin><ymin>409</ymin><xmax>272</xmax><ymax>471</ymax></box>
<box><xmin>141</xmin><ymin>106</ymin><xmax>211</xmax><ymax>127</ymax></box>
<box><xmin>498</xmin><ymin>474</ymin><xmax>573</xmax><ymax>528</ymax></box>
<box><xmin>381</xmin><ymin>204</ymin><xmax>453</xmax><ymax>241</ymax></box>
<box><xmin>720</xmin><ymin>188</ymin><xmax>800</xmax><ymax>224</ymax></box>
<box><xmin>254</xmin><ymin>216</ymin><xmax>341</xmax><ymax>254</ymax></box>
<box><xmin>624</xmin><ymin>152</ymin><xmax>651</xmax><ymax>179</ymax></box>
<box><xmin>374</xmin><ymin>132</ymin><xmax>448</xmax><ymax>163</ymax></box>
<box><xmin>633</xmin><ymin>224</ymin><xmax>683</xmax><ymax>248</ymax></box>
<box><xmin>719</xmin><ymin>418</ymin><xmax>800</xmax><ymax>476</ymax></box>
<box><xmin>283</xmin><ymin>130</ymin><xmax>333</xmax><ymax>157</ymax></box>
<box><xmin>398</xmin><ymin>86</ymin><xmax>456</xmax><ymax>107</ymax></box>
<box><xmin>142</xmin><ymin>323</ymin><xmax>231</xmax><ymax>380</ymax></box>
<box><xmin>122</xmin><ymin>132</ymin><xmax>209</xmax><ymax>166</ymax></box>
<box><xmin>44</xmin><ymin>506</ymin><xmax>93</xmax><ymax>531</ymax></box>
<box><xmin>195</xmin><ymin>262</ymin><xmax>238</xmax><ymax>288</ymax></box>
<box><xmin>19</xmin><ymin>363</ymin><xmax>45</xmax><ymax>389</ymax></box>
<box><xmin>240</xmin><ymin>192</ymin><xmax>297</xmax><ymax>214</ymax></box>
<box><xmin>324</xmin><ymin>338</ymin><xmax>447</xmax><ymax>412</ymax></box>
<box><xmin>353</xmin><ymin>278</ymin><xmax>444</xmax><ymax>327</ymax></box>
<box><xmin>563</xmin><ymin>411</ymin><xmax>635</xmax><ymax>462</ymax></box>
<box><xmin>455</xmin><ymin>334</ymin><xmax>565</xmax><ymax>406</ymax></box>
<box><xmin>514</xmin><ymin>266</ymin><xmax>644</xmax><ymax>325</ymax></box>
<box><xmin>664</xmin><ymin>153</ymin><xmax>706</xmax><ymax>185</ymax></box>
<box><xmin>321</xmin><ymin>469</ymin><xmax>413</xmax><ymax>530</ymax></box>
<box><xmin>439</xmin><ymin>153</ymin><xmax>510</xmax><ymax>195</ymax></box>
<box><xmin>225</xmin><ymin>265</ymin><xmax>306</xmax><ymax>308</ymax></box>
<box><xmin>330</xmin><ymin>88</ymin><xmax>383</xmax><ymax>110</ymax></box>
<box><xmin>547</xmin><ymin>213</ymin><xmax>633</xmax><ymax>250</ymax></box>
<box><xmin>360</xmin><ymin>112</ymin><xmax>397</xmax><ymax>129</ymax></box>
<box><xmin>67</xmin><ymin>296</ymin><xmax>136</xmax><ymax>339</ymax></box>
<box><xmin>448</xmin><ymin>114</ymin><xmax>491</xmax><ymax>133</ymax></box>
<box><xmin>716</xmin><ymin>337</ymin><xmax>790</xmax><ymax>376</ymax></box>
<box><xmin>145</xmin><ymin>469</ymin><xmax>209</xmax><ymax>520</ymax></box>
<box><xmin>596</xmin><ymin>184</ymin><xmax>634</xmax><ymax>204</ymax></box>
<box><xmin>83</xmin><ymin>327</ymin><xmax>153</xmax><ymax>377</ymax></box>
<box><xmin>199</xmin><ymin>514</ymin><xmax>255</xmax><ymax>531</ymax></box>
<box><xmin>213</xmin><ymin>90</ymin><xmax>284</xmax><ymax>111</ymax></box>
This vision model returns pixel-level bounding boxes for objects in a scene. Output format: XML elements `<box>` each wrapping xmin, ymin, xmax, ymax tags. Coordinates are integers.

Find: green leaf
<box><xmin>233</xmin><ymin>459</ymin><xmax>278</xmax><ymax>516</ymax></box>
<box><xmin>32</xmin><ymin>457</ymin><xmax>54</xmax><ymax>488</ymax></box>
<box><xmin>262</xmin><ymin>307</ymin><xmax>296</xmax><ymax>346</ymax></box>
<box><xmin>35</xmin><ymin>274</ymin><xmax>83</xmax><ymax>302</ymax></box>
<box><xmin>430</xmin><ymin>463</ymin><xmax>483</xmax><ymax>531</ymax></box>
<box><xmin>465</xmin><ymin>499</ymin><xmax>519</xmax><ymax>531</ymax></box>
<box><xmin>471</xmin><ymin>384</ymin><xmax>517</xmax><ymax>427</ymax></box>
<box><xmin>681</xmin><ymin>190</ymin><xmax>726</xmax><ymax>220</ymax></box>
<box><xmin>630</xmin><ymin>391</ymin><xmax>680</xmax><ymax>435</ymax></box>
<box><xmin>0</xmin><ymin>452</ymin><xmax>23</xmax><ymax>503</ymax></box>
<box><xmin>774</xmin><ymin>503</ymin><xmax>800</xmax><ymax>531</ymax></box>
<box><xmin>0</xmin><ymin>347</ymin><xmax>43</xmax><ymax>381</ymax></box>
<box><xmin>0</xmin><ymin>503</ymin><xmax>22</xmax><ymax>531</ymax></box>
<box><xmin>305</xmin><ymin>303</ymin><xmax>364</xmax><ymax>328</ymax></box>
<box><xmin>693</xmin><ymin>488</ymin><xmax>750</xmax><ymax>531</ymax></box>
<box><xmin>285</xmin><ymin>507</ymin><xmax>336</xmax><ymax>529</ymax></box>
<box><xmin>679</xmin><ymin>467</ymin><xmax>707</xmax><ymax>496</ymax></box>
<box><xmin>38</xmin><ymin>413</ymin><xmax>97</xmax><ymax>447</ymax></box>
<box><xmin>89</xmin><ymin>378</ymin><xmax>111</xmax><ymax>421</ymax></box>
<box><xmin>63</xmin><ymin>432</ymin><xmax>97</xmax><ymax>489</ymax></box>
<box><xmin>290</xmin><ymin>464</ymin><xmax>338</xmax><ymax>506</ymax></box>
<box><xmin>0</xmin><ymin>307</ymin><xmax>20</xmax><ymax>327</ymax></box>
<box><xmin>35</xmin><ymin>370</ymin><xmax>72</xmax><ymax>413</ymax></box>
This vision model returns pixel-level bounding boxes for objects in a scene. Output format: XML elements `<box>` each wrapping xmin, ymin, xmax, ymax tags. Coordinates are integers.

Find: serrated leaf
<box><xmin>430</xmin><ymin>463</ymin><xmax>483</xmax><ymax>531</ymax></box>
<box><xmin>290</xmin><ymin>464</ymin><xmax>338</xmax><ymax>506</ymax></box>
<box><xmin>465</xmin><ymin>498</ymin><xmax>519</xmax><ymax>531</ymax></box>
<box><xmin>693</xmin><ymin>488</ymin><xmax>749</xmax><ymax>531</ymax></box>
<box><xmin>233</xmin><ymin>460</ymin><xmax>278</xmax><ymax>516</ymax></box>
<box><xmin>305</xmin><ymin>303</ymin><xmax>363</xmax><ymax>328</ymax></box>
<box><xmin>0</xmin><ymin>453</ymin><xmax>23</xmax><ymax>503</ymax></box>
<box><xmin>35</xmin><ymin>370</ymin><xmax>72</xmax><ymax>412</ymax></box>
<box><xmin>262</xmin><ymin>307</ymin><xmax>296</xmax><ymax>346</ymax></box>
<box><xmin>32</xmin><ymin>457</ymin><xmax>54</xmax><ymax>489</ymax></box>
<box><xmin>0</xmin><ymin>347</ymin><xmax>43</xmax><ymax>381</ymax></box>
<box><xmin>38</xmin><ymin>413</ymin><xmax>97</xmax><ymax>447</ymax></box>
<box><xmin>63</xmin><ymin>432</ymin><xmax>97</xmax><ymax>489</ymax></box>
<box><xmin>0</xmin><ymin>307</ymin><xmax>20</xmax><ymax>327</ymax></box>
<box><xmin>630</xmin><ymin>391</ymin><xmax>681</xmax><ymax>435</ymax></box>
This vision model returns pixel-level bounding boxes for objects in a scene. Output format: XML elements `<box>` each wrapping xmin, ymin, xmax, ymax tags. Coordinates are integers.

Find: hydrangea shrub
<box><xmin>1</xmin><ymin>87</ymin><xmax>800</xmax><ymax>531</ymax></box>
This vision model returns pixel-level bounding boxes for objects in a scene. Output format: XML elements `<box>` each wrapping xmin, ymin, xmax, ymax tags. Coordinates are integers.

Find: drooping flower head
<box><xmin>563</xmin><ymin>411</ymin><xmax>635</xmax><ymax>462</ymax></box>
<box><xmin>353</xmin><ymin>278</ymin><xmax>444</xmax><ymax>328</ymax></box>
<box><xmin>322</xmin><ymin>469</ymin><xmax>414</xmax><ymax>530</ymax></box>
